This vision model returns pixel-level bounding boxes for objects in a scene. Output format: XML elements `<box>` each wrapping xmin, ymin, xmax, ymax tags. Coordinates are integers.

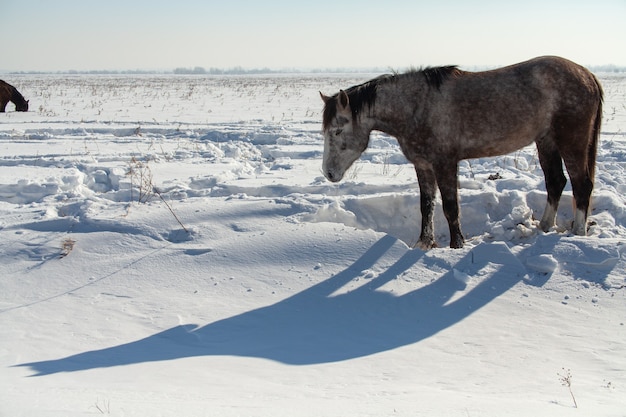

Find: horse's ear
<box><xmin>337</xmin><ymin>90</ymin><xmax>350</xmax><ymax>112</ymax></box>
<box><xmin>319</xmin><ymin>91</ymin><xmax>331</xmax><ymax>103</ymax></box>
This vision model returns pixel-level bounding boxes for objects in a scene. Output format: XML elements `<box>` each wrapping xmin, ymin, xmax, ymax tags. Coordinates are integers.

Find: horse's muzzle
<box><xmin>325</xmin><ymin>170</ymin><xmax>342</xmax><ymax>183</ymax></box>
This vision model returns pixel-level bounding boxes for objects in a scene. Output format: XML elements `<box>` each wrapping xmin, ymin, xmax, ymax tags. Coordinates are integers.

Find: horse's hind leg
<box><xmin>536</xmin><ymin>137</ymin><xmax>567</xmax><ymax>232</ymax></box>
<box><xmin>555</xmin><ymin>115</ymin><xmax>597</xmax><ymax>236</ymax></box>
<box><xmin>562</xmin><ymin>152</ymin><xmax>594</xmax><ymax>236</ymax></box>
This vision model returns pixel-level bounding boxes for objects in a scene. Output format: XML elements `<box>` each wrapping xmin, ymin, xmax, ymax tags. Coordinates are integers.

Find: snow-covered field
<box><xmin>1</xmin><ymin>71</ymin><xmax>625</xmax><ymax>416</ymax></box>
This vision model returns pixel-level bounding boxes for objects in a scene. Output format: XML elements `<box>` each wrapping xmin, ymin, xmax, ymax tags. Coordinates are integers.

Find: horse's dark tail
<box><xmin>588</xmin><ymin>75</ymin><xmax>603</xmax><ymax>184</ymax></box>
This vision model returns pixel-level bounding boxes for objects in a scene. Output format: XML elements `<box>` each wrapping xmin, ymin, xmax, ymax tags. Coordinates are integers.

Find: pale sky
<box><xmin>1</xmin><ymin>0</ymin><xmax>625</xmax><ymax>72</ymax></box>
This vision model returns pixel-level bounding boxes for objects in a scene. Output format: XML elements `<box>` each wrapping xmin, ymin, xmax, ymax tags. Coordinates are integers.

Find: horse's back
<box><xmin>0</xmin><ymin>79</ymin><xmax>15</xmax><ymax>97</ymax></box>
<box><xmin>0</xmin><ymin>80</ymin><xmax>11</xmax><ymax>103</ymax></box>
<box><xmin>0</xmin><ymin>79</ymin><xmax>12</xmax><ymax>92</ymax></box>
<box><xmin>520</xmin><ymin>56</ymin><xmax>600</xmax><ymax>97</ymax></box>
<box><xmin>431</xmin><ymin>56</ymin><xmax>601</xmax><ymax>158</ymax></box>
<box><xmin>473</xmin><ymin>56</ymin><xmax>601</xmax><ymax>106</ymax></box>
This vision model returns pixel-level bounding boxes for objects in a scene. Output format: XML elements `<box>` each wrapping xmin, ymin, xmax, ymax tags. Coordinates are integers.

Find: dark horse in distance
<box><xmin>0</xmin><ymin>80</ymin><xmax>29</xmax><ymax>112</ymax></box>
<box><xmin>320</xmin><ymin>56</ymin><xmax>603</xmax><ymax>248</ymax></box>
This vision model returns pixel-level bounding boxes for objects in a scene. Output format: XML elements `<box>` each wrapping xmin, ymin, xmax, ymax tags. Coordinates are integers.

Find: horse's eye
<box><xmin>335</xmin><ymin>129</ymin><xmax>343</xmax><ymax>136</ymax></box>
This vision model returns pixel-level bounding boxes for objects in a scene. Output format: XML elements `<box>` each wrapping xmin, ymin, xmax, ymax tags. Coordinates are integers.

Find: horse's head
<box><xmin>320</xmin><ymin>90</ymin><xmax>370</xmax><ymax>182</ymax></box>
<box><xmin>16</xmin><ymin>100</ymin><xmax>29</xmax><ymax>112</ymax></box>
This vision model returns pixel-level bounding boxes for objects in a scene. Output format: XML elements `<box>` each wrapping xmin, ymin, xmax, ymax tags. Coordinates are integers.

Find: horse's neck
<box><xmin>11</xmin><ymin>87</ymin><xmax>26</xmax><ymax>105</ymax></box>
<box><xmin>370</xmin><ymin>77</ymin><xmax>427</xmax><ymax>136</ymax></box>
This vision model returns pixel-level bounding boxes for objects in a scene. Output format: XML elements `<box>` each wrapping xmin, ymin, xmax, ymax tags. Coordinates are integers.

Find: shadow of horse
<box><xmin>19</xmin><ymin>236</ymin><xmax>532</xmax><ymax>376</ymax></box>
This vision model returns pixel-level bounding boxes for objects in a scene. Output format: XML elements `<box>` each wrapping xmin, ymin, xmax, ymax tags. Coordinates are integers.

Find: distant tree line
<box><xmin>173</xmin><ymin>66</ymin><xmax>277</xmax><ymax>75</ymax></box>
<box><xmin>6</xmin><ymin>64</ymin><xmax>626</xmax><ymax>76</ymax></box>
<box><xmin>7</xmin><ymin>69</ymin><xmax>163</xmax><ymax>75</ymax></box>
<box><xmin>588</xmin><ymin>64</ymin><xmax>626</xmax><ymax>73</ymax></box>
<box><xmin>6</xmin><ymin>67</ymin><xmax>384</xmax><ymax>75</ymax></box>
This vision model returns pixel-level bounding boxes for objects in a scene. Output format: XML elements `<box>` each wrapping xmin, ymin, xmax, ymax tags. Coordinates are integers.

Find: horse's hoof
<box><xmin>539</xmin><ymin>222</ymin><xmax>553</xmax><ymax>233</ymax></box>
<box><xmin>449</xmin><ymin>236</ymin><xmax>465</xmax><ymax>249</ymax></box>
<box><xmin>414</xmin><ymin>239</ymin><xmax>437</xmax><ymax>250</ymax></box>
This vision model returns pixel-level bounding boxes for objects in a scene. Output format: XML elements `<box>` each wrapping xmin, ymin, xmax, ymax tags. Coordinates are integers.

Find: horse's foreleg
<box><xmin>435</xmin><ymin>161</ymin><xmax>464</xmax><ymax>249</ymax></box>
<box><xmin>414</xmin><ymin>164</ymin><xmax>437</xmax><ymax>249</ymax></box>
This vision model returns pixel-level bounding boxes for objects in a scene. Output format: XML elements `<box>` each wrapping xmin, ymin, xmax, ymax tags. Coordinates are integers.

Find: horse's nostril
<box><xmin>326</xmin><ymin>171</ymin><xmax>334</xmax><ymax>181</ymax></box>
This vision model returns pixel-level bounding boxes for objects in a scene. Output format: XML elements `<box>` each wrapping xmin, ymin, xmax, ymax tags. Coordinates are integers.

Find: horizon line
<box><xmin>3</xmin><ymin>63</ymin><xmax>626</xmax><ymax>75</ymax></box>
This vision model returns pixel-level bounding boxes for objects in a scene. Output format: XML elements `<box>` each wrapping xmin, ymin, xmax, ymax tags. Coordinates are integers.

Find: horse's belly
<box><xmin>461</xmin><ymin>132</ymin><xmax>537</xmax><ymax>159</ymax></box>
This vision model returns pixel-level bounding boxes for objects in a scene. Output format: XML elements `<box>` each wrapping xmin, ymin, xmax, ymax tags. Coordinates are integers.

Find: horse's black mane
<box><xmin>322</xmin><ymin>76</ymin><xmax>383</xmax><ymax>130</ymax></box>
<box><xmin>420</xmin><ymin>66</ymin><xmax>459</xmax><ymax>90</ymax></box>
<box><xmin>10</xmin><ymin>85</ymin><xmax>27</xmax><ymax>103</ymax></box>
<box><xmin>323</xmin><ymin>66</ymin><xmax>459</xmax><ymax>130</ymax></box>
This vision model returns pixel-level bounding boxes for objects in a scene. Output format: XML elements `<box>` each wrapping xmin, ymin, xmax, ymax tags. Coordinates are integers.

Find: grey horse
<box><xmin>321</xmin><ymin>56</ymin><xmax>603</xmax><ymax>248</ymax></box>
